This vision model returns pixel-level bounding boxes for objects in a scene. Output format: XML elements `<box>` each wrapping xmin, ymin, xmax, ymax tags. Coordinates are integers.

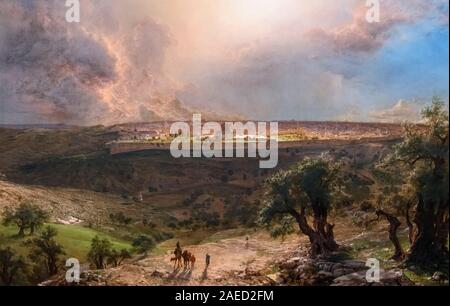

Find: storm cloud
<box><xmin>0</xmin><ymin>0</ymin><xmax>448</xmax><ymax>125</ymax></box>
<box><xmin>0</xmin><ymin>0</ymin><xmax>192</xmax><ymax>125</ymax></box>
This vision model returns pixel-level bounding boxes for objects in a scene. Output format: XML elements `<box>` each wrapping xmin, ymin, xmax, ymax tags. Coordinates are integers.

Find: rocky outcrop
<box><xmin>273</xmin><ymin>249</ymin><xmax>414</xmax><ymax>286</ymax></box>
<box><xmin>331</xmin><ymin>269</ymin><xmax>413</xmax><ymax>286</ymax></box>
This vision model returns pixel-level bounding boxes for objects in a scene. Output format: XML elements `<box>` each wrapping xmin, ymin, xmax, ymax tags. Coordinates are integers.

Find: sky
<box><xmin>0</xmin><ymin>0</ymin><xmax>448</xmax><ymax>125</ymax></box>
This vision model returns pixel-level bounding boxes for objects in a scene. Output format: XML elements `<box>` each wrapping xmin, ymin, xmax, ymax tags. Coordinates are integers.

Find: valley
<box><xmin>0</xmin><ymin>121</ymin><xmax>447</xmax><ymax>286</ymax></box>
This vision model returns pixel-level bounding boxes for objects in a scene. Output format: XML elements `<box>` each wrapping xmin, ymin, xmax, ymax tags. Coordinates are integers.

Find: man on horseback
<box><xmin>172</xmin><ymin>241</ymin><xmax>183</xmax><ymax>269</ymax></box>
<box><xmin>176</xmin><ymin>241</ymin><xmax>182</xmax><ymax>253</ymax></box>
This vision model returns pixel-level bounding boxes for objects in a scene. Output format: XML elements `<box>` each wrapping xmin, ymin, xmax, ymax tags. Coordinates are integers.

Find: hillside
<box><xmin>1</xmin><ymin>123</ymin><xmax>446</xmax><ymax>287</ymax></box>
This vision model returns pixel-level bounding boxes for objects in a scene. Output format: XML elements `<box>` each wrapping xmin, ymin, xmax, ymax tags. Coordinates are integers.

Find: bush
<box><xmin>87</xmin><ymin>236</ymin><xmax>113</xmax><ymax>269</ymax></box>
<box><xmin>109</xmin><ymin>212</ymin><xmax>133</xmax><ymax>225</ymax></box>
<box><xmin>132</xmin><ymin>235</ymin><xmax>156</xmax><ymax>254</ymax></box>
<box><xmin>107</xmin><ymin>249</ymin><xmax>132</xmax><ymax>267</ymax></box>
<box><xmin>167</xmin><ymin>222</ymin><xmax>178</xmax><ymax>229</ymax></box>
<box><xmin>151</xmin><ymin>231</ymin><xmax>174</xmax><ymax>242</ymax></box>
<box><xmin>0</xmin><ymin>247</ymin><xmax>27</xmax><ymax>286</ymax></box>
<box><xmin>148</xmin><ymin>186</ymin><xmax>158</xmax><ymax>193</ymax></box>
<box><xmin>26</xmin><ymin>226</ymin><xmax>65</xmax><ymax>277</ymax></box>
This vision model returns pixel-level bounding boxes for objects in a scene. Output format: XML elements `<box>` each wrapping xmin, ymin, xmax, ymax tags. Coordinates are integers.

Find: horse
<box><xmin>182</xmin><ymin>250</ymin><xmax>191</xmax><ymax>269</ymax></box>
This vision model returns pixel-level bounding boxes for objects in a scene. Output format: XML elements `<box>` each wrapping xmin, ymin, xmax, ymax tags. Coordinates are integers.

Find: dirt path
<box><xmin>98</xmin><ymin>232</ymin><xmax>304</xmax><ymax>286</ymax></box>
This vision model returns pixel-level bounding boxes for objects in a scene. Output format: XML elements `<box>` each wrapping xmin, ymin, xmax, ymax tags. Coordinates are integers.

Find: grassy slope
<box><xmin>0</xmin><ymin>223</ymin><xmax>132</xmax><ymax>261</ymax></box>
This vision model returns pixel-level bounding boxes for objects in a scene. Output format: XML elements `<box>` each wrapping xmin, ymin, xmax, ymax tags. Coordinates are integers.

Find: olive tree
<box><xmin>259</xmin><ymin>156</ymin><xmax>345</xmax><ymax>256</ymax></box>
<box><xmin>386</xmin><ymin>97</ymin><xmax>449</xmax><ymax>267</ymax></box>
<box><xmin>2</xmin><ymin>203</ymin><xmax>48</xmax><ymax>236</ymax></box>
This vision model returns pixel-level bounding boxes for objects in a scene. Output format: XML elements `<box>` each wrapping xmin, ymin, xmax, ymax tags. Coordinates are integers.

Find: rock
<box><xmin>317</xmin><ymin>262</ymin><xmax>333</xmax><ymax>272</ymax></box>
<box><xmin>332</xmin><ymin>269</ymin><xmax>413</xmax><ymax>286</ymax></box>
<box><xmin>340</xmin><ymin>260</ymin><xmax>366</xmax><ymax>270</ymax></box>
<box><xmin>266</xmin><ymin>273</ymin><xmax>284</xmax><ymax>284</ymax></box>
<box><xmin>332</xmin><ymin>270</ymin><xmax>367</xmax><ymax>286</ymax></box>
<box><xmin>379</xmin><ymin>269</ymin><xmax>405</xmax><ymax>285</ymax></box>
<box><xmin>431</xmin><ymin>271</ymin><xmax>448</xmax><ymax>282</ymax></box>
<box><xmin>310</xmin><ymin>271</ymin><xmax>334</xmax><ymax>286</ymax></box>
<box><xmin>289</xmin><ymin>257</ymin><xmax>302</xmax><ymax>262</ymax></box>
<box><xmin>280</xmin><ymin>257</ymin><xmax>301</xmax><ymax>270</ymax></box>
<box><xmin>332</xmin><ymin>268</ymin><xmax>353</xmax><ymax>278</ymax></box>
<box><xmin>316</xmin><ymin>271</ymin><xmax>333</xmax><ymax>279</ymax></box>
<box><xmin>330</xmin><ymin>263</ymin><xmax>343</xmax><ymax>271</ymax></box>
<box><xmin>150</xmin><ymin>270</ymin><xmax>164</xmax><ymax>278</ymax></box>
<box><xmin>302</xmin><ymin>263</ymin><xmax>317</xmax><ymax>276</ymax></box>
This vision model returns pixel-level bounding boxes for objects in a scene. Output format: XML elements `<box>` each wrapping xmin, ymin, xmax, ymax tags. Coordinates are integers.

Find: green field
<box><xmin>0</xmin><ymin>223</ymin><xmax>132</xmax><ymax>261</ymax></box>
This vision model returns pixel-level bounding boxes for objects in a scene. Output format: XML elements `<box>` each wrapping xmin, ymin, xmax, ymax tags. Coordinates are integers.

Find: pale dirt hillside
<box><xmin>0</xmin><ymin>180</ymin><xmax>167</xmax><ymax>225</ymax></box>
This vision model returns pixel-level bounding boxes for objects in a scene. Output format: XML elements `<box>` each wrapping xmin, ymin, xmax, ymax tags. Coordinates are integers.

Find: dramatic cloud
<box><xmin>170</xmin><ymin>0</ymin><xmax>449</xmax><ymax>121</ymax></box>
<box><xmin>306</xmin><ymin>0</ymin><xmax>442</xmax><ymax>54</ymax></box>
<box><xmin>0</xmin><ymin>0</ymin><xmax>448</xmax><ymax>124</ymax></box>
<box><xmin>369</xmin><ymin>100</ymin><xmax>422</xmax><ymax>123</ymax></box>
<box><xmin>0</xmin><ymin>0</ymin><xmax>194</xmax><ymax>125</ymax></box>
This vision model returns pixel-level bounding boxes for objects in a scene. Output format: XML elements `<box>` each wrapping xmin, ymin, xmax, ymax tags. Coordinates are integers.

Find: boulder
<box><xmin>431</xmin><ymin>271</ymin><xmax>448</xmax><ymax>282</ymax></box>
<box><xmin>340</xmin><ymin>260</ymin><xmax>366</xmax><ymax>270</ymax></box>
<box><xmin>280</xmin><ymin>257</ymin><xmax>301</xmax><ymax>270</ymax></box>
<box><xmin>266</xmin><ymin>273</ymin><xmax>284</xmax><ymax>285</ymax></box>
<box><xmin>332</xmin><ymin>268</ymin><xmax>354</xmax><ymax>278</ymax></box>
<box><xmin>332</xmin><ymin>269</ymin><xmax>413</xmax><ymax>286</ymax></box>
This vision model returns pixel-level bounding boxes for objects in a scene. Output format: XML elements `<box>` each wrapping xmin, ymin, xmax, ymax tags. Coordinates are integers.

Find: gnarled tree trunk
<box><xmin>405</xmin><ymin>201</ymin><xmax>416</xmax><ymax>245</ymax></box>
<box><xmin>290</xmin><ymin>206</ymin><xmax>339</xmax><ymax>257</ymax></box>
<box><xmin>435</xmin><ymin>205</ymin><xmax>449</xmax><ymax>256</ymax></box>
<box><xmin>406</xmin><ymin>195</ymin><xmax>449</xmax><ymax>267</ymax></box>
<box><xmin>376</xmin><ymin>210</ymin><xmax>404</xmax><ymax>261</ymax></box>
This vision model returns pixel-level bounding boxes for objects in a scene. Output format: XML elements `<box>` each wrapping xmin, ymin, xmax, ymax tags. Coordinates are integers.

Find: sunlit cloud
<box><xmin>0</xmin><ymin>0</ymin><xmax>448</xmax><ymax>125</ymax></box>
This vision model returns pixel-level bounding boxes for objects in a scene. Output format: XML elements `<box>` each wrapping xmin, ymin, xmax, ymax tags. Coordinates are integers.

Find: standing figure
<box><xmin>205</xmin><ymin>253</ymin><xmax>211</xmax><ymax>269</ymax></box>
<box><xmin>190</xmin><ymin>254</ymin><xmax>196</xmax><ymax>270</ymax></box>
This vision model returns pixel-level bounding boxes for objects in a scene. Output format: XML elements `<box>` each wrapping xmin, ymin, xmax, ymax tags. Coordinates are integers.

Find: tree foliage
<box><xmin>25</xmin><ymin>226</ymin><xmax>65</xmax><ymax>276</ymax></box>
<box><xmin>2</xmin><ymin>203</ymin><xmax>49</xmax><ymax>236</ymax></box>
<box><xmin>132</xmin><ymin>235</ymin><xmax>156</xmax><ymax>254</ymax></box>
<box><xmin>259</xmin><ymin>155</ymin><xmax>345</xmax><ymax>256</ymax></box>
<box><xmin>88</xmin><ymin>236</ymin><xmax>113</xmax><ymax>269</ymax></box>
<box><xmin>88</xmin><ymin>236</ymin><xmax>132</xmax><ymax>269</ymax></box>
<box><xmin>0</xmin><ymin>247</ymin><xmax>27</xmax><ymax>286</ymax></box>
<box><xmin>380</xmin><ymin>97</ymin><xmax>449</xmax><ymax>267</ymax></box>
<box><xmin>107</xmin><ymin>249</ymin><xmax>132</xmax><ymax>267</ymax></box>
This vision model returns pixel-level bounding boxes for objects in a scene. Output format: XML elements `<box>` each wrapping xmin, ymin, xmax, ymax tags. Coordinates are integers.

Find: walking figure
<box><xmin>205</xmin><ymin>253</ymin><xmax>211</xmax><ymax>269</ymax></box>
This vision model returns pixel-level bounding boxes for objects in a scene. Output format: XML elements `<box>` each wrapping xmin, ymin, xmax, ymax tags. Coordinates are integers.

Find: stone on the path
<box><xmin>266</xmin><ymin>273</ymin><xmax>284</xmax><ymax>285</ymax></box>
